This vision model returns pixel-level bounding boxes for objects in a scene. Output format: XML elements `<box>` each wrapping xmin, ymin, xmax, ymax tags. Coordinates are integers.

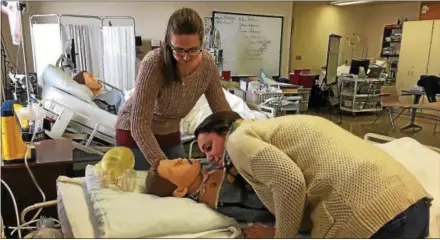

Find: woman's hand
<box><xmin>243</xmin><ymin>223</ymin><xmax>275</xmax><ymax>239</ymax></box>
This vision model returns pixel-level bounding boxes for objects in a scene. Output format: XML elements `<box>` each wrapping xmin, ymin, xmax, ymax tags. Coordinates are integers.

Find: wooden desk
<box><xmin>1</xmin><ymin>161</ymin><xmax>74</xmax><ymax>238</ymax></box>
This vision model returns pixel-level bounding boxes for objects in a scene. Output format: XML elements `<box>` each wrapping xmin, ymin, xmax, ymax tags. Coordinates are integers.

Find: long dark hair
<box><xmin>161</xmin><ymin>8</ymin><xmax>204</xmax><ymax>83</ymax></box>
<box><xmin>194</xmin><ymin>111</ymin><xmax>243</xmax><ymax>138</ymax></box>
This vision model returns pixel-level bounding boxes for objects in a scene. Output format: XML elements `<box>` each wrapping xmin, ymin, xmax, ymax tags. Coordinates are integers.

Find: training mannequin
<box><xmin>146</xmin><ymin>158</ymin><xmax>276</xmax><ymax>238</ymax></box>
<box><xmin>73</xmin><ymin>71</ymin><xmax>103</xmax><ymax>96</ymax></box>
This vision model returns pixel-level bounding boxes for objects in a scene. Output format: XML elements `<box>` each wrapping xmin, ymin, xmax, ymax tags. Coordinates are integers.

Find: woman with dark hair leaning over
<box><xmin>146</xmin><ymin>111</ymin><xmax>432</xmax><ymax>238</ymax></box>
<box><xmin>196</xmin><ymin>112</ymin><xmax>432</xmax><ymax>238</ymax></box>
<box><xmin>115</xmin><ymin>8</ymin><xmax>231</xmax><ymax>170</ymax></box>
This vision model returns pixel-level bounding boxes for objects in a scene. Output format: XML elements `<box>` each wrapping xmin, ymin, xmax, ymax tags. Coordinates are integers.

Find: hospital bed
<box><xmin>53</xmin><ymin>133</ymin><xmax>440</xmax><ymax>238</ymax></box>
<box><xmin>38</xmin><ymin>65</ymin><xmax>268</xmax><ymax>157</ymax></box>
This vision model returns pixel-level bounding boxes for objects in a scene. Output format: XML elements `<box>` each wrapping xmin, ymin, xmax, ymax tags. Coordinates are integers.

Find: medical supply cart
<box><xmin>339</xmin><ymin>76</ymin><xmax>386</xmax><ymax>114</ymax></box>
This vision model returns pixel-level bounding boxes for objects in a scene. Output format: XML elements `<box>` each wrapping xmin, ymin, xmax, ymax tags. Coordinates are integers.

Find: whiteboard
<box><xmin>326</xmin><ymin>34</ymin><xmax>342</xmax><ymax>84</ymax></box>
<box><xmin>213</xmin><ymin>11</ymin><xmax>283</xmax><ymax>77</ymax></box>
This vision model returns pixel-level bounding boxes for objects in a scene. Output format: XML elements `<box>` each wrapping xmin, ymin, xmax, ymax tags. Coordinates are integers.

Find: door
<box><xmin>396</xmin><ymin>20</ymin><xmax>434</xmax><ymax>105</ymax></box>
<box><xmin>425</xmin><ymin>20</ymin><xmax>440</xmax><ymax>115</ymax></box>
<box><xmin>428</xmin><ymin>20</ymin><xmax>440</xmax><ymax>76</ymax></box>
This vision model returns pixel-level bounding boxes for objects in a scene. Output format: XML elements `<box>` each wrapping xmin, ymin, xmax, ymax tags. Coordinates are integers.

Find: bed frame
<box><xmin>364</xmin><ymin>133</ymin><xmax>440</xmax><ymax>153</ymax></box>
<box><xmin>40</xmin><ymin>98</ymin><xmax>115</xmax><ymax>156</ymax></box>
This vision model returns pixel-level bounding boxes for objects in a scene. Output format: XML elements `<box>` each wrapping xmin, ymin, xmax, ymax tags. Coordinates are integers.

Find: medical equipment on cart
<box><xmin>245</xmin><ymin>82</ymin><xmax>302</xmax><ymax>117</ymax></box>
<box><xmin>204</xmin><ymin>16</ymin><xmax>223</xmax><ymax>73</ymax></box>
<box><xmin>1</xmin><ymin>0</ymin><xmax>23</xmax><ymax>45</ymax></box>
<box><xmin>1</xmin><ymin>2</ymin><xmax>63</xmax><ymax>238</ymax></box>
<box><xmin>260</xmin><ymin>95</ymin><xmax>302</xmax><ymax>116</ymax></box>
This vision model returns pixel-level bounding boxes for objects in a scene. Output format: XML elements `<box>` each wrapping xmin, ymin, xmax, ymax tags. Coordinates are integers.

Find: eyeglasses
<box><xmin>169</xmin><ymin>44</ymin><xmax>202</xmax><ymax>57</ymax></box>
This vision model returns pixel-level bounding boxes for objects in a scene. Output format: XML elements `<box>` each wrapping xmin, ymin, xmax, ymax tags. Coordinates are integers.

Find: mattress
<box><xmin>57</xmin><ymin>178</ymin><xmax>99</xmax><ymax>238</ymax></box>
<box><xmin>56</xmin><ymin>176</ymin><xmax>237</xmax><ymax>238</ymax></box>
<box><xmin>57</xmin><ymin>137</ymin><xmax>440</xmax><ymax>238</ymax></box>
<box><xmin>42</xmin><ymin>86</ymin><xmax>117</xmax><ymax>138</ymax></box>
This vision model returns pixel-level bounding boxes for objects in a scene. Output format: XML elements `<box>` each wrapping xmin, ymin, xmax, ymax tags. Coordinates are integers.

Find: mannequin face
<box><xmin>197</xmin><ymin>132</ymin><xmax>227</xmax><ymax>165</ymax></box>
<box><xmin>157</xmin><ymin>159</ymin><xmax>202</xmax><ymax>197</ymax></box>
<box><xmin>83</xmin><ymin>72</ymin><xmax>102</xmax><ymax>90</ymax></box>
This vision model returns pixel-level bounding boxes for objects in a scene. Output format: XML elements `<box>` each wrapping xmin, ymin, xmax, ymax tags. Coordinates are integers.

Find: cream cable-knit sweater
<box><xmin>226</xmin><ymin>115</ymin><xmax>431</xmax><ymax>238</ymax></box>
<box><xmin>116</xmin><ymin>48</ymin><xmax>231</xmax><ymax>165</ymax></box>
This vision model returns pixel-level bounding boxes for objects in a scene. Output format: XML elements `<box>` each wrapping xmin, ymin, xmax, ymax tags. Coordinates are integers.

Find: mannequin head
<box><xmin>73</xmin><ymin>71</ymin><xmax>103</xmax><ymax>92</ymax></box>
<box><xmin>146</xmin><ymin>159</ymin><xmax>203</xmax><ymax>198</ymax></box>
<box><xmin>95</xmin><ymin>147</ymin><xmax>135</xmax><ymax>181</ymax></box>
<box><xmin>95</xmin><ymin>147</ymin><xmax>137</xmax><ymax>192</ymax></box>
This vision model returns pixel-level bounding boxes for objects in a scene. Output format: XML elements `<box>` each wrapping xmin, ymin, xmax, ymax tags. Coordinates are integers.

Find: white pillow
<box><xmin>42</xmin><ymin>65</ymin><xmax>94</xmax><ymax>103</ymax></box>
<box><xmin>376</xmin><ymin>137</ymin><xmax>440</xmax><ymax>238</ymax></box>
<box><xmin>84</xmin><ymin>165</ymin><xmax>240</xmax><ymax>238</ymax></box>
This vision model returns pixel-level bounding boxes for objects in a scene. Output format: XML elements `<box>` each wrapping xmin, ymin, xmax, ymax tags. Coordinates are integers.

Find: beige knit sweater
<box><xmin>226</xmin><ymin>115</ymin><xmax>431</xmax><ymax>238</ymax></box>
<box><xmin>116</xmin><ymin>48</ymin><xmax>231</xmax><ymax>164</ymax></box>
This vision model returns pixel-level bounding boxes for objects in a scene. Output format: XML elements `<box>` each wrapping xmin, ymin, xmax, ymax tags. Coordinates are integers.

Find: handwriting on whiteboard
<box><xmin>216</xmin><ymin>14</ymin><xmax>272</xmax><ymax>61</ymax></box>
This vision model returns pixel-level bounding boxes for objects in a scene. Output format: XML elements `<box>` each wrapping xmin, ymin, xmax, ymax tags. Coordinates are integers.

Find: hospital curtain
<box><xmin>102</xmin><ymin>26</ymin><xmax>136</xmax><ymax>92</ymax></box>
<box><xmin>61</xmin><ymin>24</ymin><xmax>103</xmax><ymax>79</ymax></box>
<box><xmin>31</xmin><ymin>24</ymin><xmax>62</xmax><ymax>86</ymax></box>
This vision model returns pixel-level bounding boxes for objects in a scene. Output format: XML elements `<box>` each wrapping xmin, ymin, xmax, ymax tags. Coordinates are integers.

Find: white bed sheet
<box><xmin>56</xmin><ymin>176</ymin><xmax>237</xmax><ymax>238</ymax></box>
<box><xmin>42</xmin><ymin>86</ymin><xmax>117</xmax><ymax>138</ymax></box>
<box><xmin>374</xmin><ymin>137</ymin><xmax>440</xmax><ymax>238</ymax></box>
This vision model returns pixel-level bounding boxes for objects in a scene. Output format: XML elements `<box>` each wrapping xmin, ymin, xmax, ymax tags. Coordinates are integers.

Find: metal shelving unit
<box><xmin>339</xmin><ymin>76</ymin><xmax>386</xmax><ymax>114</ymax></box>
<box><xmin>381</xmin><ymin>24</ymin><xmax>402</xmax><ymax>86</ymax></box>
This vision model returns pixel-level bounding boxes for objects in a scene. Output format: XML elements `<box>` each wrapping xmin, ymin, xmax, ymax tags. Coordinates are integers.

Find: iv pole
<box><xmin>19</xmin><ymin>2</ymin><xmax>31</xmax><ymax>107</ymax></box>
<box><xmin>1</xmin><ymin>1</ymin><xmax>31</xmax><ymax>106</ymax></box>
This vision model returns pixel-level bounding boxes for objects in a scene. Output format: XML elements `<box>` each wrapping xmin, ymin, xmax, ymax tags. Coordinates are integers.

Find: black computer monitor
<box><xmin>135</xmin><ymin>36</ymin><xmax>142</xmax><ymax>47</ymax></box>
<box><xmin>349</xmin><ymin>58</ymin><xmax>370</xmax><ymax>75</ymax></box>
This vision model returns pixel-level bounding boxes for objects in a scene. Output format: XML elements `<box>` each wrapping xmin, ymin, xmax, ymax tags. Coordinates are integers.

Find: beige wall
<box><xmin>1</xmin><ymin>1</ymin><xmax>293</xmax><ymax>76</ymax></box>
<box><xmin>1</xmin><ymin>1</ymin><xmax>422</xmax><ymax>78</ymax></box>
<box><xmin>291</xmin><ymin>2</ymin><xmax>368</xmax><ymax>73</ymax></box>
<box><xmin>363</xmin><ymin>1</ymin><xmax>421</xmax><ymax>59</ymax></box>
<box><xmin>290</xmin><ymin>1</ymin><xmax>421</xmax><ymax>73</ymax></box>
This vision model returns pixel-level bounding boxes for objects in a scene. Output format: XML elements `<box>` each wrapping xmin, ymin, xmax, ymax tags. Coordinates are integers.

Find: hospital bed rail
<box><xmin>364</xmin><ymin>133</ymin><xmax>440</xmax><ymax>153</ymax></box>
<box><xmin>38</xmin><ymin>98</ymin><xmax>116</xmax><ymax>156</ymax></box>
<box><xmin>98</xmin><ymin>79</ymin><xmax>124</xmax><ymax>94</ymax></box>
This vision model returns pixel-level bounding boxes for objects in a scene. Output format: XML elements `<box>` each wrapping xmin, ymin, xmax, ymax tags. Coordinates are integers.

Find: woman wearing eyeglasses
<box><xmin>115</xmin><ymin>8</ymin><xmax>231</xmax><ymax>170</ymax></box>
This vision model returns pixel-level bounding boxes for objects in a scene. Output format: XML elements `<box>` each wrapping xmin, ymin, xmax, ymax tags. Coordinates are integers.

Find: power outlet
<box><xmin>296</xmin><ymin>55</ymin><xmax>302</xmax><ymax>60</ymax></box>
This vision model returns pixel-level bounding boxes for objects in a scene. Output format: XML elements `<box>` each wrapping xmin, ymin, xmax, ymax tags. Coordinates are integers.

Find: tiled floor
<box><xmin>313</xmin><ymin>110</ymin><xmax>440</xmax><ymax>148</ymax></box>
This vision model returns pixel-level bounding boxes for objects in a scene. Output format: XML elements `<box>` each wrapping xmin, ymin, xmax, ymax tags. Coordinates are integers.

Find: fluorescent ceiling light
<box><xmin>330</xmin><ymin>0</ymin><xmax>376</xmax><ymax>6</ymax></box>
